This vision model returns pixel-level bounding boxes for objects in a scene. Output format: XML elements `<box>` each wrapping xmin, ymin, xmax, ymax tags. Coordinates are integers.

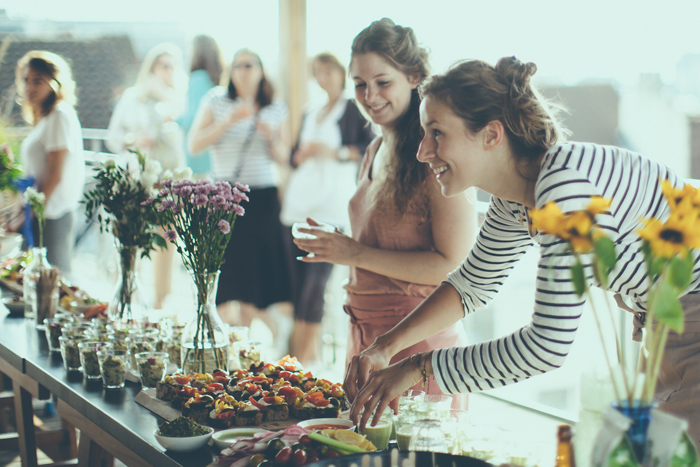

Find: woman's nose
<box><xmin>416</xmin><ymin>137</ymin><xmax>434</xmax><ymax>162</ymax></box>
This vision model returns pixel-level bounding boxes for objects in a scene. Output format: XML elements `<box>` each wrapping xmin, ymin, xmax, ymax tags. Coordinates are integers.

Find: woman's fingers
<box><xmin>344</xmin><ymin>356</ymin><xmax>360</xmax><ymax>402</ymax></box>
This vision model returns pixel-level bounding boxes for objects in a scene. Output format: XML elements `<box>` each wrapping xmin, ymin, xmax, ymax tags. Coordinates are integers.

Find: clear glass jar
<box><xmin>79</xmin><ymin>341</ymin><xmax>111</xmax><ymax>380</ymax></box>
<box><xmin>135</xmin><ymin>351</ymin><xmax>169</xmax><ymax>389</ymax></box>
<box><xmin>409</xmin><ymin>419</ymin><xmax>448</xmax><ymax>453</ymax></box>
<box><xmin>59</xmin><ymin>335</ymin><xmax>88</xmax><ymax>371</ymax></box>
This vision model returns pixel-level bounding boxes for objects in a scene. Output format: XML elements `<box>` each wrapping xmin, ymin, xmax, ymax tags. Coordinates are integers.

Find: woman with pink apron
<box><xmin>293</xmin><ymin>18</ymin><xmax>478</xmax><ymax>410</ymax></box>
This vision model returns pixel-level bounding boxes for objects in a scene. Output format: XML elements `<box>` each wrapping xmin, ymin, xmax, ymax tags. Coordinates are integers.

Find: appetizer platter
<box><xmin>138</xmin><ymin>356</ymin><xmax>348</xmax><ymax>430</ymax></box>
<box><xmin>0</xmin><ymin>251</ymin><xmax>107</xmax><ymax>317</ymax></box>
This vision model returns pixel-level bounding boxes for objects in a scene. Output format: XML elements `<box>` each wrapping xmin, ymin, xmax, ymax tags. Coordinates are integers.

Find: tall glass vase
<box><xmin>108</xmin><ymin>245</ymin><xmax>148</xmax><ymax>327</ymax></box>
<box><xmin>181</xmin><ymin>271</ymin><xmax>229</xmax><ymax>374</ymax></box>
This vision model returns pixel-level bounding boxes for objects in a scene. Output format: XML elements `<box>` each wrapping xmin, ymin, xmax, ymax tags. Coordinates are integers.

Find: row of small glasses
<box><xmin>45</xmin><ymin>315</ymin><xmax>171</xmax><ymax>389</ymax></box>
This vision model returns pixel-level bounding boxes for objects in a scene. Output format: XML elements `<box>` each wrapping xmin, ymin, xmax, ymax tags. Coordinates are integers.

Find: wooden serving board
<box><xmin>134</xmin><ymin>388</ymin><xmax>301</xmax><ymax>430</ymax></box>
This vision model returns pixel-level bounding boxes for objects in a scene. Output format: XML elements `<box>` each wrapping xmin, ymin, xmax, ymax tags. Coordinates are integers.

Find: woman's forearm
<box><xmin>354</xmin><ymin>245</ymin><xmax>461</xmax><ymax>286</ymax></box>
<box><xmin>374</xmin><ymin>283</ymin><xmax>465</xmax><ymax>357</ymax></box>
<box><xmin>39</xmin><ymin>173</ymin><xmax>60</xmax><ymax>201</ymax></box>
<box><xmin>189</xmin><ymin>120</ymin><xmax>229</xmax><ymax>154</ymax></box>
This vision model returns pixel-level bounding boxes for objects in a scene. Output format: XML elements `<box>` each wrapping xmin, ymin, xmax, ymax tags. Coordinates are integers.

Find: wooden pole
<box><xmin>279</xmin><ymin>0</ymin><xmax>307</xmax><ymax>147</ymax></box>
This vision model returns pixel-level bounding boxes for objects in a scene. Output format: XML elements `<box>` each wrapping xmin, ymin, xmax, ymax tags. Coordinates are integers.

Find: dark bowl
<box><xmin>308</xmin><ymin>450</ymin><xmax>491</xmax><ymax>467</ymax></box>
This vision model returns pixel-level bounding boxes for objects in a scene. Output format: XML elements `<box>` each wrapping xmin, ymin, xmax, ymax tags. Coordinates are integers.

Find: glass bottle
<box><xmin>23</xmin><ymin>247</ymin><xmax>58</xmax><ymax>324</ymax></box>
<box><xmin>556</xmin><ymin>425</ymin><xmax>577</xmax><ymax>467</ymax></box>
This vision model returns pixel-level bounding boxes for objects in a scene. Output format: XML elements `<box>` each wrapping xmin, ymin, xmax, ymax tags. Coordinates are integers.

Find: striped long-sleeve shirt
<box><xmin>433</xmin><ymin>142</ymin><xmax>700</xmax><ymax>394</ymax></box>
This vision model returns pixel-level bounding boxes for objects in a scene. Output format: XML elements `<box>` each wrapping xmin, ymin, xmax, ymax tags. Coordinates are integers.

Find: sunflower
<box><xmin>530</xmin><ymin>202</ymin><xmax>567</xmax><ymax>237</ymax></box>
<box><xmin>637</xmin><ymin>210</ymin><xmax>700</xmax><ymax>258</ymax></box>
<box><xmin>661</xmin><ymin>179</ymin><xmax>700</xmax><ymax>211</ymax></box>
<box><xmin>585</xmin><ymin>196</ymin><xmax>612</xmax><ymax>216</ymax></box>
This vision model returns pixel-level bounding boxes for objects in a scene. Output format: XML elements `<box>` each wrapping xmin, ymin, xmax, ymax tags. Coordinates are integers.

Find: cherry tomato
<box><xmin>250</xmin><ymin>453</ymin><xmax>265</xmax><ymax>467</ymax></box>
<box><xmin>323</xmin><ymin>450</ymin><xmax>339</xmax><ymax>459</ymax></box>
<box><xmin>306</xmin><ymin>452</ymin><xmax>319</xmax><ymax>464</ymax></box>
<box><xmin>292</xmin><ymin>449</ymin><xmax>307</xmax><ymax>466</ymax></box>
<box><xmin>275</xmin><ymin>447</ymin><xmax>292</xmax><ymax>465</ymax></box>
<box><xmin>299</xmin><ymin>434</ymin><xmax>312</xmax><ymax>446</ymax></box>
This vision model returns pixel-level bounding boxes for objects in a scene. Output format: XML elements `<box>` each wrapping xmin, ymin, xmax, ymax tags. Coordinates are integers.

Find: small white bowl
<box><xmin>296</xmin><ymin>418</ymin><xmax>355</xmax><ymax>431</ymax></box>
<box><xmin>212</xmin><ymin>427</ymin><xmax>267</xmax><ymax>451</ymax></box>
<box><xmin>3</xmin><ymin>296</ymin><xmax>24</xmax><ymax>314</ymax></box>
<box><xmin>153</xmin><ymin>426</ymin><xmax>214</xmax><ymax>452</ymax></box>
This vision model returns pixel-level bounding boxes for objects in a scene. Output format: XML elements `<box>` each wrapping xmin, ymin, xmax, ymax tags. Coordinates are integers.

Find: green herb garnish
<box><xmin>158</xmin><ymin>416</ymin><xmax>209</xmax><ymax>437</ymax></box>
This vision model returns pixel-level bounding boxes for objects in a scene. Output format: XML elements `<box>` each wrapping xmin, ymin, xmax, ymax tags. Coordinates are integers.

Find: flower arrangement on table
<box><xmin>146</xmin><ymin>177</ymin><xmax>249</xmax><ymax>373</ymax></box>
<box><xmin>83</xmin><ymin>151</ymin><xmax>166</xmax><ymax>322</ymax></box>
<box><xmin>0</xmin><ymin>142</ymin><xmax>22</xmax><ymax>194</ymax></box>
<box><xmin>530</xmin><ymin>182</ymin><xmax>700</xmax><ymax>465</ymax></box>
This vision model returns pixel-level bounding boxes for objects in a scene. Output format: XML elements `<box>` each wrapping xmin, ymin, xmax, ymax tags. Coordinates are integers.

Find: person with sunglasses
<box><xmin>189</xmin><ymin>49</ymin><xmax>292</xmax><ymax>337</ymax></box>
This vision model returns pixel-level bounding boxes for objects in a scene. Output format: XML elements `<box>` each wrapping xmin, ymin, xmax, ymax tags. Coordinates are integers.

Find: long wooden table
<box><xmin>0</xmin><ymin>309</ymin><xmax>217</xmax><ymax>467</ymax></box>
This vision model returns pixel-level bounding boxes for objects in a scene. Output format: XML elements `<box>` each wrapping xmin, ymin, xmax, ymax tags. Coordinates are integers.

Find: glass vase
<box><xmin>108</xmin><ymin>245</ymin><xmax>148</xmax><ymax>327</ymax></box>
<box><xmin>23</xmin><ymin>247</ymin><xmax>58</xmax><ymax>325</ymax></box>
<box><xmin>181</xmin><ymin>271</ymin><xmax>229</xmax><ymax>374</ymax></box>
<box><xmin>612</xmin><ymin>400</ymin><xmax>655</xmax><ymax>463</ymax></box>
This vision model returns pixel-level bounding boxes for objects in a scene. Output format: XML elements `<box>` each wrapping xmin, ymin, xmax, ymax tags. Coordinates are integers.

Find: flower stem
<box><xmin>588</xmin><ymin>292</ymin><xmax>623</xmax><ymax>404</ymax></box>
<box><xmin>599</xmin><ymin>285</ymin><xmax>632</xmax><ymax>403</ymax></box>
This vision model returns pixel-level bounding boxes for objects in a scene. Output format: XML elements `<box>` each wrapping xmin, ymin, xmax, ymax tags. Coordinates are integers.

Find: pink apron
<box><xmin>345</xmin><ymin>293</ymin><xmax>469</xmax><ymax>410</ymax></box>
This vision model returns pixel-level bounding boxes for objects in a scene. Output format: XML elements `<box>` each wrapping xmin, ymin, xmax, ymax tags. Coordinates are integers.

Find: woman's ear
<box><xmin>408</xmin><ymin>73</ymin><xmax>421</xmax><ymax>90</ymax></box>
<box><xmin>482</xmin><ymin>120</ymin><xmax>505</xmax><ymax>149</ymax></box>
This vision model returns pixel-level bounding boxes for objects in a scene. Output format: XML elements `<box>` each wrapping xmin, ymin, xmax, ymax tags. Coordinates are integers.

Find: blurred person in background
<box><xmin>189</xmin><ymin>48</ymin><xmax>292</xmax><ymax>338</ymax></box>
<box><xmin>178</xmin><ymin>35</ymin><xmax>223</xmax><ymax>177</ymax></box>
<box><xmin>282</xmin><ymin>52</ymin><xmax>375</xmax><ymax>366</ymax></box>
<box><xmin>293</xmin><ymin>19</ymin><xmax>477</xmax><ymax>405</ymax></box>
<box><xmin>16</xmin><ymin>50</ymin><xmax>85</xmax><ymax>275</ymax></box>
<box><xmin>107</xmin><ymin>43</ymin><xmax>186</xmax><ymax>309</ymax></box>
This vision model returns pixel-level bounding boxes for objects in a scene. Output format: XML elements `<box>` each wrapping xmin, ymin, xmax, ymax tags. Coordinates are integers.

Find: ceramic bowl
<box><xmin>296</xmin><ymin>418</ymin><xmax>355</xmax><ymax>431</ymax></box>
<box><xmin>3</xmin><ymin>296</ymin><xmax>25</xmax><ymax>315</ymax></box>
<box><xmin>212</xmin><ymin>427</ymin><xmax>267</xmax><ymax>451</ymax></box>
<box><xmin>153</xmin><ymin>426</ymin><xmax>214</xmax><ymax>452</ymax></box>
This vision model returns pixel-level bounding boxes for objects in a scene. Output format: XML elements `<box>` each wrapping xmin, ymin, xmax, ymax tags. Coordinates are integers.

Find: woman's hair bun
<box><xmin>495</xmin><ymin>56</ymin><xmax>537</xmax><ymax>90</ymax></box>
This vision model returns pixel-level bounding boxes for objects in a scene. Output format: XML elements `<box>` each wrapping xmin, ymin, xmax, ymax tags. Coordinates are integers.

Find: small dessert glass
<box><xmin>44</xmin><ymin>317</ymin><xmax>65</xmax><ymax>353</ymax></box>
<box><xmin>59</xmin><ymin>335</ymin><xmax>88</xmax><ymax>371</ymax></box>
<box><xmin>98</xmin><ymin>349</ymin><xmax>129</xmax><ymax>389</ymax></box>
<box><xmin>135</xmin><ymin>351</ymin><xmax>169</xmax><ymax>389</ymax></box>
<box><xmin>78</xmin><ymin>341</ymin><xmax>112</xmax><ymax>380</ymax></box>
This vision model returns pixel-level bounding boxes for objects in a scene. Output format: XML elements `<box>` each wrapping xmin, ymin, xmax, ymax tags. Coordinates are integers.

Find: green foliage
<box><xmin>668</xmin><ymin>254</ymin><xmax>694</xmax><ymax>291</ymax></box>
<box><xmin>649</xmin><ymin>281</ymin><xmax>685</xmax><ymax>333</ymax></box>
<box><xmin>571</xmin><ymin>261</ymin><xmax>586</xmax><ymax>297</ymax></box>
<box><xmin>83</xmin><ymin>154</ymin><xmax>162</xmax><ymax>258</ymax></box>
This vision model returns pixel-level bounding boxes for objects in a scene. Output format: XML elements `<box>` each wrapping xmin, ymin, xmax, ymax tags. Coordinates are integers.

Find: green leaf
<box><xmin>594</xmin><ymin>236</ymin><xmax>617</xmax><ymax>271</ymax></box>
<box><xmin>571</xmin><ymin>262</ymin><xmax>587</xmax><ymax>297</ymax></box>
<box><xmin>649</xmin><ymin>281</ymin><xmax>685</xmax><ymax>333</ymax></box>
<box><xmin>153</xmin><ymin>234</ymin><xmax>167</xmax><ymax>249</ymax></box>
<box><xmin>650</xmin><ymin>256</ymin><xmax>667</xmax><ymax>278</ymax></box>
<box><xmin>668</xmin><ymin>254</ymin><xmax>694</xmax><ymax>291</ymax></box>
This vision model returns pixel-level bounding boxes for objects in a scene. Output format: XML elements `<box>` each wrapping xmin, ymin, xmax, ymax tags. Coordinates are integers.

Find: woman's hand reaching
<box><xmin>348</xmin><ymin>354</ymin><xmax>425</xmax><ymax>431</ymax></box>
<box><xmin>293</xmin><ymin>217</ymin><xmax>365</xmax><ymax>266</ymax></box>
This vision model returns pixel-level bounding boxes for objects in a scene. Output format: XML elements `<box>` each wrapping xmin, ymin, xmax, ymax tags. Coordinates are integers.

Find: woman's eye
<box><xmin>378</xmin><ymin>81</ymin><xmax>389</xmax><ymax>87</ymax></box>
<box><xmin>433</xmin><ymin>129</ymin><xmax>442</xmax><ymax>137</ymax></box>
<box><xmin>354</xmin><ymin>83</ymin><xmax>366</xmax><ymax>89</ymax></box>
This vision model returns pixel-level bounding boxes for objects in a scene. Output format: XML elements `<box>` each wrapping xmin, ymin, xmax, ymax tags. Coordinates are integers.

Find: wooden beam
<box><xmin>14</xmin><ymin>384</ymin><xmax>38</xmax><ymax>467</ymax></box>
<box><xmin>279</xmin><ymin>0</ymin><xmax>307</xmax><ymax>145</ymax></box>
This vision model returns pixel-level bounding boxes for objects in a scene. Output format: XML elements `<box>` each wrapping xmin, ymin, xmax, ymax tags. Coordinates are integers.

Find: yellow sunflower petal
<box><xmin>566</xmin><ymin>212</ymin><xmax>593</xmax><ymax>237</ymax></box>
<box><xmin>570</xmin><ymin>235</ymin><xmax>594</xmax><ymax>254</ymax></box>
<box><xmin>530</xmin><ymin>202</ymin><xmax>567</xmax><ymax>237</ymax></box>
<box><xmin>586</xmin><ymin>197</ymin><xmax>612</xmax><ymax>216</ymax></box>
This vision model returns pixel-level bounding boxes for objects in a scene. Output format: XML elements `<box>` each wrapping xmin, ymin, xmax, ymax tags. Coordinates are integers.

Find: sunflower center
<box><xmin>660</xmin><ymin>228</ymin><xmax>683</xmax><ymax>244</ymax></box>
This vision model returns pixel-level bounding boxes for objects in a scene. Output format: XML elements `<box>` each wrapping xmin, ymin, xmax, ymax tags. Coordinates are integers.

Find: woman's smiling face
<box><xmin>350</xmin><ymin>52</ymin><xmax>418</xmax><ymax>130</ymax></box>
<box><xmin>417</xmin><ymin>95</ymin><xmax>485</xmax><ymax>197</ymax></box>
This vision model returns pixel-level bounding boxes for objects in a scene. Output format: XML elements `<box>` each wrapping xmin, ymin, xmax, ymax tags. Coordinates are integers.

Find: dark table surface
<box><xmin>0</xmin><ymin>309</ymin><xmax>218</xmax><ymax>467</ymax></box>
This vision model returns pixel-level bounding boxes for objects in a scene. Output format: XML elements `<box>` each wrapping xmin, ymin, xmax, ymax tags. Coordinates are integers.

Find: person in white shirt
<box><xmin>107</xmin><ymin>43</ymin><xmax>186</xmax><ymax>309</ymax></box>
<box><xmin>16</xmin><ymin>51</ymin><xmax>85</xmax><ymax>274</ymax></box>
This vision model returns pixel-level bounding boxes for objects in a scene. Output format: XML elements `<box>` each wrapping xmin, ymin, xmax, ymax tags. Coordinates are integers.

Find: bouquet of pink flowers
<box><xmin>145</xmin><ymin>178</ymin><xmax>249</xmax><ymax>276</ymax></box>
<box><xmin>146</xmin><ymin>177</ymin><xmax>249</xmax><ymax>371</ymax></box>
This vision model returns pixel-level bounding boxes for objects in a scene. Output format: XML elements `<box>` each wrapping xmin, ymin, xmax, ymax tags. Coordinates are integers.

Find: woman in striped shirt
<box><xmin>189</xmin><ymin>49</ymin><xmax>292</xmax><ymax>331</ymax></box>
<box><xmin>346</xmin><ymin>57</ymin><xmax>700</xmax><ymax>446</ymax></box>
